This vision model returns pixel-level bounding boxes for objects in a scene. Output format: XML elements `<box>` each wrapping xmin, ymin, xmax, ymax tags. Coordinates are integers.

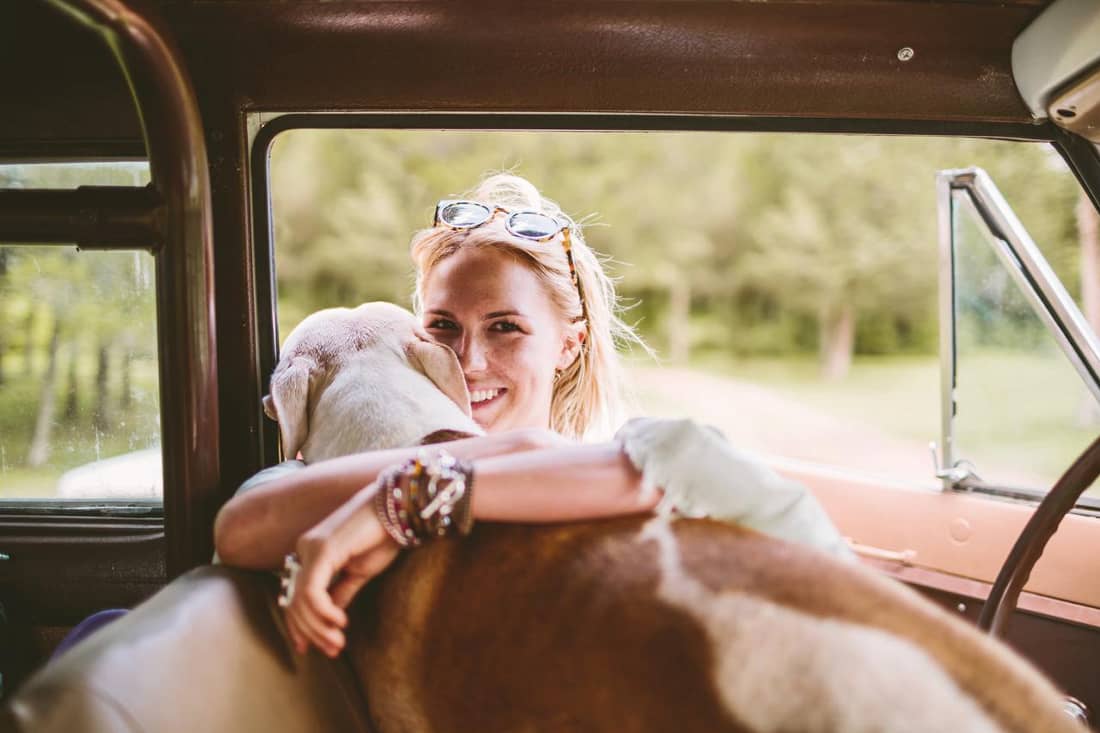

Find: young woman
<box><xmin>213</xmin><ymin>174</ymin><xmax>847</xmax><ymax>658</ymax></box>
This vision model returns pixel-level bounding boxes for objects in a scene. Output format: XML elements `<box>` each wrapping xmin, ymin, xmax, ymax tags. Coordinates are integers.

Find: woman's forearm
<box><xmin>471</xmin><ymin>442</ymin><xmax>659</xmax><ymax>522</ymax></box>
<box><xmin>214</xmin><ymin>430</ymin><xmax>549</xmax><ymax>569</ymax></box>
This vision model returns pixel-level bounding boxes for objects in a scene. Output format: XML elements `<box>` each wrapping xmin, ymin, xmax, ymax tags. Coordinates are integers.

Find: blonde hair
<box><xmin>410</xmin><ymin>173</ymin><xmax>645</xmax><ymax>441</ymax></box>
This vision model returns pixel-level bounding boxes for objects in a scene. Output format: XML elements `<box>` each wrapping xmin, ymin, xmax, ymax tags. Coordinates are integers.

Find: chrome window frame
<box><xmin>937</xmin><ymin>166</ymin><xmax>1100</xmax><ymax>496</ymax></box>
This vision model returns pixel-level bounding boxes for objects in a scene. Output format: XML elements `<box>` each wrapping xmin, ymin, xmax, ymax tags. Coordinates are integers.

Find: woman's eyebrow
<box><xmin>426</xmin><ymin>308</ymin><xmax>526</xmax><ymax>320</ymax></box>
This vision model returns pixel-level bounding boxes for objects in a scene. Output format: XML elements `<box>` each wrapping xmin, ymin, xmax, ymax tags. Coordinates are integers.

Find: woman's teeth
<box><xmin>470</xmin><ymin>388</ymin><xmax>502</xmax><ymax>404</ymax></box>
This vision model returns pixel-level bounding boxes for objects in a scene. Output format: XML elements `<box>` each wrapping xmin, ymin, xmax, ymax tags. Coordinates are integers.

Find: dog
<box><xmin>264</xmin><ymin>302</ymin><xmax>1077</xmax><ymax>733</ymax></box>
<box><xmin>262</xmin><ymin>301</ymin><xmax>482</xmax><ymax>462</ymax></box>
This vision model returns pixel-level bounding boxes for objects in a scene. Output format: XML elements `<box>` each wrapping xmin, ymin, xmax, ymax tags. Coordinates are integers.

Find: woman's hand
<box><xmin>215</xmin><ymin>429</ymin><xmax>571</xmax><ymax>570</ymax></box>
<box><xmin>284</xmin><ymin>480</ymin><xmax>401</xmax><ymax>658</ymax></box>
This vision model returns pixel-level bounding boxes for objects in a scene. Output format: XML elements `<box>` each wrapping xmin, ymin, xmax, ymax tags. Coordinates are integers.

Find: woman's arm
<box><xmin>472</xmin><ymin>442</ymin><xmax>658</xmax><ymax>521</ymax></box>
<box><xmin>283</xmin><ymin>441</ymin><xmax>658</xmax><ymax>657</ymax></box>
<box><xmin>214</xmin><ymin>428</ymin><xmax>570</xmax><ymax>569</ymax></box>
<box><xmin>285</xmin><ymin>418</ymin><xmax>852</xmax><ymax>657</ymax></box>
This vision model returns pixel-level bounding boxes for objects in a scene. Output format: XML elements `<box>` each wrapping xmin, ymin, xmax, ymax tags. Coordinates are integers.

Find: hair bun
<box><xmin>470</xmin><ymin>173</ymin><xmax>561</xmax><ymax>221</ymax></box>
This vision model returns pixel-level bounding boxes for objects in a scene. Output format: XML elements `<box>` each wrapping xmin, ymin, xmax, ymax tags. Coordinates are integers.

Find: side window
<box><xmin>942</xmin><ymin>168</ymin><xmax>1100</xmax><ymax>498</ymax></box>
<box><xmin>0</xmin><ymin>162</ymin><xmax>162</xmax><ymax>503</ymax></box>
<box><xmin>265</xmin><ymin>129</ymin><xmax>1087</xmax><ymax>493</ymax></box>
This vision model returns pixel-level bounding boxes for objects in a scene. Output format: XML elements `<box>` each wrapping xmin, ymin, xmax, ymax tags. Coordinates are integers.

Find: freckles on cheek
<box><xmin>514</xmin><ymin>348</ymin><xmax>550</xmax><ymax>385</ymax></box>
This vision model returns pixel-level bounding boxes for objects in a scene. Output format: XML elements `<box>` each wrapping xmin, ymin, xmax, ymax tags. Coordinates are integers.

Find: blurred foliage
<box><xmin>0</xmin><ymin>137</ymin><xmax>1091</xmax><ymax>497</ymax></box>
<box><xmin>269</xmin><ymin>131</ymin><xmax>1083</xmax><ymax>367</ymax></box>
<box><xmin>0</xmin><ymin>246</ymin><xmax>160</xmax><ymax>496</ymax></box>
<box><xmin>0</xmin><ymin>162</ymin><xmax>160</xmax><ymax>497</ymax></box>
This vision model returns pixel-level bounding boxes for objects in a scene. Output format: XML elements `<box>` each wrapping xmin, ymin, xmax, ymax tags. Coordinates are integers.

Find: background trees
<box><xmin>0</xmin><ymin>134</ymin><xmax>1090</xmax><ymax>496</ymax></box>
<box><xmin>269</xmin><ymin>131</ymin><xmax>1083</xmax><ymax>377</ymax></box>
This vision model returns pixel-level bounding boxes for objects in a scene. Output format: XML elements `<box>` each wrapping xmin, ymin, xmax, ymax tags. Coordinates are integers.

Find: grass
<box><xmin>2</xmin><ymin>466</ymin><xmax>65</xmax><ymax>497</ymax></box>
<box><xmin>630</xmin><ymin>351</ymin><xmax>1100</xmax><ymax>494</ymax></box>
<box><xmin>695</xmin><ymin>353</ymin><xmax>941</xmax><ymax>442</ymax></box>
<box><xmin>0</xmin><ymin>363</ymin><xmax>160</xmax><ymax>500</ymax></box>
<box><xmin>3</xmin><ymin>346</ymin><xmax>1095</xmax><ymax>499</ymax></box>
<box><xmin>951</xmin><ymin>350</ymin><xmax>1100</xmax><ymax>489</ymax></box>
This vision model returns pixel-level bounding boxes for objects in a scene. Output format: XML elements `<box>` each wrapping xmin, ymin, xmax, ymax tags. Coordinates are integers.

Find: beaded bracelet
<box><xmin>372</xmin><ymin>467</ymin><xmax>416</xmax><ymax>548</ymax></box>
<box><xmin>371</xmin><ymin>449</ymin><xmax>475</xmax><ymax>548</ymax></box>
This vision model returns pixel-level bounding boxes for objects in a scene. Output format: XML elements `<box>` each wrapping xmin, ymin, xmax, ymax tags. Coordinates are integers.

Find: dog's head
<box><xmin>262</xmin><ymin>302</ymin><xmax>472</xmax><ymax>459</ymax></box>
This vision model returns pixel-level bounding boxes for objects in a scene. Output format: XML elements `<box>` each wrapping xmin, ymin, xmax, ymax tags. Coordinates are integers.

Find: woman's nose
<box><xmin>458</xmin><ymin>335</ymin><xmax>489</xmax><ymax>373</ymax></box>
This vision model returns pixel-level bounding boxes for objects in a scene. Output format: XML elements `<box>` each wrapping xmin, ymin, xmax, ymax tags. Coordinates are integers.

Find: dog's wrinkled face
<box><xmin>263</xmin><ymin>302</ymin><xmax>471</xmax><ymax>459</ymax></box>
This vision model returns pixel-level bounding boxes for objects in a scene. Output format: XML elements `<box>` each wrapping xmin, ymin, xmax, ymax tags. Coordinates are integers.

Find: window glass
<box><xmin>268</xmin><ymin>130</ymin><xmax>1088</xmax><ymax>492</ymax></box>
<box><xmin>951</xmin><ymin>191</ymin><xmax>1099</xmax><ymax>494</ymax></box>
<box><xmin>0</xmin><ymin>161</ymin><xmax>150</xmax><ymax>189</ymax></box>
<box><xmin>0</xmin><ymin>161</ymin><xmax>160</xmax><ymax>502</ymax></box>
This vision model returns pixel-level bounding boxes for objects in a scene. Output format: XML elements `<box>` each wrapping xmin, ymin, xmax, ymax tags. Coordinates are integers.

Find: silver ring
<box><xmin>277</xmin><ymin>552</ymin><xmax>301</xmax><ymax>608</ymax></box>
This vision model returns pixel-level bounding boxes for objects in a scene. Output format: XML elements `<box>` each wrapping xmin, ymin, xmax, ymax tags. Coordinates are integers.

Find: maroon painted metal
<box><xmin>0</xmin><ymin>186</ymin><xmax>160</xmax><ymax>249</ymax></box>
<box><xmin>175</xmin><ymin>1</ymin><xmax>1043</xmax><ymax>122</ymax></box>
<box><xmin>2</xmin><ymin>1</ymin><xmax>1049</xmax><ymax>154</ymax></box>
<box><xmin>45</xmin><ymin>0</ymin><xmax>220</xmax><ymax>577</ymax></box>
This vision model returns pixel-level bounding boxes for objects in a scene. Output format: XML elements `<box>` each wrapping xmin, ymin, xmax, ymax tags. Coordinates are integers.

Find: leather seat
<box><xmin>1</xmin><ymin>566</ymin><xmax>374</xmax><ymax>733</ymax></box>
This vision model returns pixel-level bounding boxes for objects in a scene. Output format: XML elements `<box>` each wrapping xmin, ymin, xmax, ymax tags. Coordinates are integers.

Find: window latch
<box><xmin>929</xmin><ymin>441</ymin><xmax>979</xmax><ymax>484</ymax></box>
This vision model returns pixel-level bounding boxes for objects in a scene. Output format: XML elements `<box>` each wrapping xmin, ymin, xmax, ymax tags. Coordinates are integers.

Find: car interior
<box><xmin>2</xmin><ymin>0</ymin><xmax>1100</xmax><ymax>729</ymax></box>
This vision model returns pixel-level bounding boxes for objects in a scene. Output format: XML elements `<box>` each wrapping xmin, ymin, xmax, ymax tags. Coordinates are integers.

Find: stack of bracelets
<box><xmin>277</xmin><ymin>448</ymin><xmax>474</xmax><ymax>608</ymax></box>
<box><xmin>372</xmin><ymin>448</ymin><xmax>476</xmax><ymax>548</ymax></box>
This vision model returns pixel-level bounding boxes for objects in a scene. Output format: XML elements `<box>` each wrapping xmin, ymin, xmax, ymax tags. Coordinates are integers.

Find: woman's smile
<box><xmin>469</xmin><ymin>387</ymin><xmax>506</xmax><ymax>410</ymax></box>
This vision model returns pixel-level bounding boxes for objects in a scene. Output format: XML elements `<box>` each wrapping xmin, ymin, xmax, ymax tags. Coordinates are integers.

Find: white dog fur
<box><xmin>263</xmin><ymin>301</ymin><xmax>482</xmax><ymax>462</ymax></box>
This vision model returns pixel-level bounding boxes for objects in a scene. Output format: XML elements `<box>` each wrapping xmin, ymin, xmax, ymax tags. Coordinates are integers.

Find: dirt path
<box><xmin>628</xmin><ymin>365</ymin><xmax>1041</xmax><ymax>488</ymax></box>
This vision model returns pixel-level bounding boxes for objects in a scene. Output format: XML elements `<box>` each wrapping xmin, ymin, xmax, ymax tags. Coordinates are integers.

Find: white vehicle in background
<box><xmin>56</xmin><ymin>448</ymin><xmax>162</xmax><ymax>500</ymax></box>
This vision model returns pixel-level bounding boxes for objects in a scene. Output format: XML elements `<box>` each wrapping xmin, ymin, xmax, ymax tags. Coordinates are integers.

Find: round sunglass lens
<box><xmin>508</xmin><ymin>211</ymin><xmax>560</xmax><ymax>239</ymax></box>
<box><xmin>441</xmin><ymin>202</ymin><xmax>491</xmax><ymax>228</ymax></box>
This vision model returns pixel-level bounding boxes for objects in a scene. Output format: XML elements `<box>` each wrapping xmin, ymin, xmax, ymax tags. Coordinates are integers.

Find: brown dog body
<box><xmin>352</xmin><ymin>518</ymin><xmax>1076</xmax><ymax>733</ymax></box>
<box><xmin>267</xmin><ymin>303</ymin><xmax>1076</xmax><ymax>732</ymax></box>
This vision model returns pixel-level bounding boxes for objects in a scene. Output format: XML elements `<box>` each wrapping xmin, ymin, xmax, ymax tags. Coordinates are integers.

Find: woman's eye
<box><xmin>426</xmin><ymin>318</ymin><xmax>458</xmax><ymax>330</ymax></box>
<box><xmin>490</xmin><ymin>320</ymin><xmax>522</xmax><ymax>333</ymax></box>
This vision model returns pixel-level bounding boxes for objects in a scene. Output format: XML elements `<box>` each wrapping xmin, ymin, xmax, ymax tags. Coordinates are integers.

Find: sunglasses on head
<box><xmin>433</xmin><ymin>200</ymin><xmax>588</xmax><ymax>324</ymax></box>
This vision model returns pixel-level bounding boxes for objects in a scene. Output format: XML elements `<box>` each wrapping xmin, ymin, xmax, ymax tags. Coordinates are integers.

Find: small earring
<box><xmin>553</xmin><ymin>369</ymin><xmax>563</xmax><ymax>383</ymax></box>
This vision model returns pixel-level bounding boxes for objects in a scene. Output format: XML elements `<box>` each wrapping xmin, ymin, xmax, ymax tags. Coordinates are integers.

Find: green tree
<box><xmin>266</xmin><ymin>130</ymin><xmax>1082</xmax><ymax>380</ymax></box>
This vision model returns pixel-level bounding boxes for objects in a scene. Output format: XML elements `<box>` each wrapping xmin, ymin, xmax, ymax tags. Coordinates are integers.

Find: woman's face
<box><xmin>420</xmin><ymin>245</ymin><xmax>583</xmax><ymax>434</ymax></box>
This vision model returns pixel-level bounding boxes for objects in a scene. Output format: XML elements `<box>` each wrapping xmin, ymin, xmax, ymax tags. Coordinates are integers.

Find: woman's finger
<box><xmin>344</xmin><ymin>540</ymin><xmax>400</xmax><ymax>577</ymax></box>
<box><xmin>330</xmin><ymin>573</ymin><xmax>370</xmax><ymax>609</ymax></box>
<box><xmin>297</xmin><ymin>553</ymin><xmax>349</xmax><ymax>629</ymax></box>
<box><xmin>289</xmin><ymin>600</ymin><xmax>345</xmax><ymax>656</ymax></box>
<box><xmin>295</xmin><ymin>536</ymin><xmax>350</xmax><ymax>622</ymax></box>
<box><xmin>285</xmin><ymin>614</ymin><xmax>308</xmax><ymax>655</ymax></box>
<box><xmin>335</xmin><ymin>544</ymin><xmax>400</xmax><ymax>608</ymax></box>
<box><xmin>287</xmin><ymin>554</ymin><xmax>345</xmax><ymax>648</ymax></box>
<box><xmin>287</xmin><ymin>610</ymin><xmax>326</xmax><ymax>657</ymax></box>
<box><xmin>293</xmin><ymin>578</ymin><xmax>347</xmax><ymax>647</ymax></box>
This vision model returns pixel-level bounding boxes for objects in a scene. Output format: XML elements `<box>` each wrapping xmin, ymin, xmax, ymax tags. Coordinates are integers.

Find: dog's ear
<box><xmin>406</xmin><ymin>338</ymin><xmax>471</xmax><ymax>417</ymax></box>
<box><xmin>264</xmin><ymin>355</ymin><xmax>316</xmax><ymax>459</ymax></box>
